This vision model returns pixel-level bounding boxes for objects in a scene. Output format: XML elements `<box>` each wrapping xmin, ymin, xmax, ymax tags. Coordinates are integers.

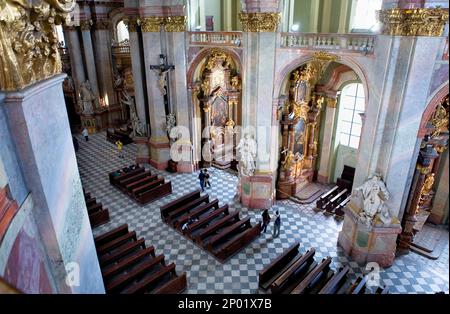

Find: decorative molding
<box><xmin>94</xmin><ymin>19</ymin><xmax>110</xmax><ymax>30</ymax></box>
<box><xmin>377</xmin><ymin>8</ymin><xmax>449</xmax><ymax>37</ymax></box>
<box><xmin>0</xmin><ymin>0</ymin><xmax>75</xmax><ymax>91</ymax></box>
<box><xmin>80</xmin><ymin>20</ymin><xmax>92</xmax><ymax>31</ymax></box>
<box><xmin>123</xmin><ymin>17</ymin><xmax>140</xmax><ymax>32</ymax></box>
<box><xmin>239</xmin><ymin>12</ymin><xmax>281</xmax><ymax>32</ymax></box>
<box><xmin>140</xmin><ymin>16</ymin><xmax>186</xmax><ymax>32</ymax></box>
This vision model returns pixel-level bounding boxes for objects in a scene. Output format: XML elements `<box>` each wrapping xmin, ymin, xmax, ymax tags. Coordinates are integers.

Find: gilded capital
<box><xmin>326</xmin><ymin>98</ymin><xmax>337</xmax><ymax>108</ymax></box>
<box><xmin>377</xmin><ymin>8</ymin><xmax>449</xmax><ymax>37</ymax></box>
<box><xmin>94</xmin><ymin>19</ymin><xmax>110</xmax><ymax>30</ymax></box>
<box><xmin>123</xmin><ymin>17</ymin><xmax>140</xmax><ymax>32</ymax></box>
<box><xmin>80</xmin><ymin>20</ymin><xmax>92</xmax><ymax>31</ymax></box>
<box><xmin>140</xmin><ymin>16</ymin><xmax>165</xmax><ymax>32</ymax></box>
<box><xmin>0</xmin><ymin>0</ymin><xmax>76</xmax><ymax>91</ymax></box>
<box><xmin>239</xmin><ymin>12</ymin><xmax>281</xmax><ymax>32</ymax></box>
<box><xmin>164</xmin><ymin>16</ymin><xmax>187</xmax><ymax>32</ymax></box>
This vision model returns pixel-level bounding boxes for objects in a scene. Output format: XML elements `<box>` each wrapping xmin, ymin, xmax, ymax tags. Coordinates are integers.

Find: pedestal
<box><xmin>338</xmin><ymin>203</ymin><xmax>402</xmax><ymax>267</ymax></box>
<box><xmin>134</xmin><ymin>136</ymin><xmax>151</xmax><ymax>164</ymax></box>
<box><xmin>149</xmin><ymin>136</ymin><xmax>170</xmax><ymax>170</ymax></box>
<box><xmin>240</xmin><ymin>173</ymin><xmax>275</xmax><ymax>209</ymax></box>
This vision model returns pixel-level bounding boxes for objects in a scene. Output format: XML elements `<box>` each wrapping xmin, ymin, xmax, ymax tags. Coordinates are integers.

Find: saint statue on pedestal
<box><xmin>79</xmin><ymin>80</ymin><xmax>96</xmax><ymax>115</ymax></box>
<box><xmin>236</xmin><ymin>133</ymin><xmax>257</xmax><ymax>177</ymax></box>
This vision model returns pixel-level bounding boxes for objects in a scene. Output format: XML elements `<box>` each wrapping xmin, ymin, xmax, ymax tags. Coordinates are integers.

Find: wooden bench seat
<box><xmin>186</xmin><ymin>205</ymin><xmax>229</xmax><ymax>236</ymax></box>
<box><xmin>318</xmin><ymin>266</ymin><xmax>350</xmax><ymax>294</ymax></box>
<box><xmin>166</xmin><ymin>194</ymin><xmax>210</xmax><ymax>224</ymax></box>
<box><xmin>110</xmin><ymin>167</ymin><xmax>144</xmax><ymax>186</ymax></box>
<box><xmin>270</xmin><ymin>248</ymin><xmax>316</xmax><ymax>294</ymax></box>
<box><xmin>89</xmin><ymin>209</ymin><xmax>110</xmax><ymax>228</ymax></box>
<box><xmin>335</xmin><ymin>196</ymin><xmax>351</xmax><ymax>217</ymax></box>
<box><xmin>195</xmin><ymin>212</ymin><xmax>240</xmax><ymax>244</ymax></box>
<box><xmin>160</xmin><ymin>190</ymin><xmax>202</xmax><ymax>219</ymax></box>
<box><xmin>122</xmin><ymin>171</ymin><xmax>153</xmax><ymax>187</ymax></box>
<box><xmin>100</xmin><ymin>238</ymin><xmax>146</xmax><ymax>267</ymax></box>
<box><xmin>102</xmin><ymin>246</ymin><xmax>155</xmax><ymax>281</ymax></box>
<box><xmin>122</xmin><ymin>263</ymin><xmax>177</xmax><ymax>294</ymax></box>
<box><xmin>347</xmin><ymin>276</ymin><xmax>367</xmax><ymax>294</ymax></box>
<box><xmin>106</xmin><ymin>255</ymin><xmax>165</xmax><ymax>293</ymax></box>
<box><xmin>259</xmin><ymin>242</ymin><xmax>301</xmax><ymax>290</ymax></box>
<box><xmin>137</xmin><ymin>182</ymin><xmax>172</xmax><ymax>205</ymax></box>
<box><xmin>132</xmin><ymin>178</ymin><xmax>165</xmax><ymax>196</ymax></box>
<box><xmin>153</xmin><ymin>272</ymin><xmax>187</xmax><ymax>294</ymax></box>
<box><xmin>214</xmin><ymin>222</ymin><xmax>261</xmax><ymax>261</ymax></box>
<box><xmin>317</xmin><ymin>186</ymin><xmax>339</xmax><ymax>209</ymax></box>
<box><xmin>206</xmin><ymin>217</ymin><xmax>251</xmax><ymax>251</ymax></box>
<box><xmin>290</xmin><ymin>257</ymin><xmax>333</xmax><ymax>294</ymax></box>
<box><xmin>175</xmin><ymin>199</ymin><xmax>220</xmax><ymax>229</ymax></box>
<box><xmin>126</xmin><ymin>174</ymin><xmax>157</xmax><ymax>191</ymax></box>
<box><xmin>97</xmin><ymin>231</ymin><xmax>137</xmax><ymax>256</ymax></box>
<box><xmin>325</xmin><ymin>189</ymin><xmax>348</xmax><ymax>213</ymax></box>
<box><xmin>88</xmin><ymin>202</ymin><xmax>103</xmax><ymax>213</ymax></box>
<box><xmin>95</xmin><ymin>224</ymin><xmax>129</xmax><ymax>248</ymax></box>
<box><xmin>86</xmin><ymin>197</ymin><xmax>97</xmax><ymax>207</ymax></box>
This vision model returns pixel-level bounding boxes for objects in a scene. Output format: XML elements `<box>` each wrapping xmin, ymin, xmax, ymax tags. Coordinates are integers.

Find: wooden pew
<box><xmin>270</xmin><ymin>248</ymin><xmax>316</xmax><ymax>294</ymax></box>
<box><xmin>206</xmin><ymin>217</ymin><xmax>252</xmax><ymax>251</ymax></box>
<box><xmin>100</xmin><ymin>238</ymin><xmax>146</xmax><ymax>267</ymax></box>
<box><xmin>166</xmin><ymin>194</ymin><xmax>210</xmax><ymax>224</ymax></box>
<box><xmin>258</xmin><ymin>242</ymin><xmax>301</xmax><ymax>290</ymax></box>
<box><xmin>126</xmin><ymin>174</ymin><xmax>157</xmax><ymax>191</ymax></box>
<box><xmin>120</xmin><ymin>170</ymin><xmax>151</xmax><ymax>187</ymax></box>
<box><xmin>186</xmin><ymin>205</ymin><xmax>229</xmax><ymax>236</ymax></box>
<box><xmin>215</xmin><ymin>222</ymin><xmax>261</xmax><ymax>261</ymax></box>
<box><xmin>375</xmin><ymin>286</ymin><xmax>389</xmax><ymax>294</ymax></box>
<box><xmin>175</xmin><ymin>199</ymin><xmax>220</xmax><ymax>229</ymax></box>
<box><xmin>86</xmin><ymin>197</ymin><xmax>97</xmax><ymax>207</ymax></box>
<box><xmin>195</xmin><ymin>212</ymin><xmax>240</xmax><ymax>244</ymax></box>
<box><xmin>160</xmin><ymin>190</ymin><xmax>202</xmax><ymax>220</ymax></box>
<box><xmin>290</xmin><ymin>257</ymin><xmax>333</xmax><ymax>294</ymax></box>
<box><xmin>110</xmin><ymin>167</ymin><xmax>144</xmax><ymax>186</ymax></box>
<box><xmin>347</xmin><ymin>276</ymin><xmax>367</xmax><ymax>294</ymax></box>
<box><xmin>95</xmin><ymin>224</ymin><xmax>129</xmax><ymax>248</ymax></box>
<box><xmin>325</xmin><ymin>189</ymin><xmax>348</xmax><ymax>213</ymax></box>
<box><xmin>105</xmin><ymin>255</ymin><xmax>165</xmax><ymax>293</ymax></box>
<box><xmin>318</xmin><ymin>266</ymin><xmax>350</xmax><ymax>294</ymax></box>
<box><xmin>335</xmin><ymin>196</ymin><xmax>351</xmax><ymax>217</ymax></box>
<box><xmin>97</xmin><ymin>231</ymin><xmax>137</xmax><ymax>256</ymax></box>
<box><xmin>102</xmin><ymin>246</ymin><xmax>155</xmax><ymax>281</ymax></box>
<box><xmin>317</xmin><ymin>186</ymin><xmax>339</xmax><ymax>209</ymax></box>
<box><xmin>132</xmin><ymin>178</ymin><xmax>165</xmax><ymax>196</ymax></box>
<box><xmin>137</xmin><ymin>181</ymin><xmax>172</xmax><ymax>205</ymax></box>
<box><xmin>154</xmin><ymin>272</ymin><xmax>187</xmax><ymax>294</ymax></box>
<box><xmin>89</xmin><ymin>208</ymin><xmax>110</xmax><ymax>228</ymax></box>
<box><xmin>88</xmin><ymin>203</ymin><xmax>103</xmax><ymax>214</ymax></box>
<box><xmin>121</xmin><ymin>263</ymin><xmax>177</xmax><ymax>294</ymax></box>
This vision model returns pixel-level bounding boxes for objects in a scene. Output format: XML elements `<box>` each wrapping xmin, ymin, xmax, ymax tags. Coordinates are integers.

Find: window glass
<box><xmin>338</xmin><ymin>83</ymin><xmax>365</xmax><ymax>148</ymax></box>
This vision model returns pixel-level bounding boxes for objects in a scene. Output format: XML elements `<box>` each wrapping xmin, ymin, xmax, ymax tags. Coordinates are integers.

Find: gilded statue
<box><xmin>281</xmin><ymin>149</ymin><xmax>295</xmax><ymax>172</ymax></box>
<box><xmin>294</xmin><ymin>153</ymin><xmax>304</xmax><ymax>177</ymax></box>
<box><xmin>231</xmin><ymin>76</ymin><xmax>241</xmax><ymax>89</ymax></box>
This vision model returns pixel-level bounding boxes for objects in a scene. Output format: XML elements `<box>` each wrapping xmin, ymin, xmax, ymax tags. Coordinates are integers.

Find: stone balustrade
<box><xmin>112</xmin><ymin>44</ymin><xmax>131</xmax><ymax>55</ymax></box>
<box><xmin>188</xmin><ymin>31</ymin><xmax>243</xmax><ymax>48</ymax></box>
<box><xmin>281</xmin><ymin>32</ymin><xmax>376</xmax><ymax>55</ymax></box>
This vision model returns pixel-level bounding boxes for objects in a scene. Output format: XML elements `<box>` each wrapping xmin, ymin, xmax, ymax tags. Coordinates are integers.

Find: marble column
<box><xmin>80</xmin><ymin>22</ymin><xmax>100</xmax><ymax>100</ymax></box>
<box><xmin>318</xmin><ymin>97</ymin><xmax>338</xmax><ymax>184</ymax></box>
<box><xmin>64</xmin><ymin>26</ymin><xmax>86</xmax><ymax>97</ymax></box>
<box><xmin>337</xmin><ymin>0</ymin><xmax>350</xmax><ymax>34</ymax></box>
<box><xmin>239</xmin><ymin>1</ymin><xmax>281</xmax><ymax>209</ymax></box>
<box><xmin>141</xmin><ymin>25</ymin><xmax>171</xmax><ymax>170</ymax></box>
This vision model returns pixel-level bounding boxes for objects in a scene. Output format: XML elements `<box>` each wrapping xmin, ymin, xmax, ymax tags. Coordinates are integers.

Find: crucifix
<box><xmin>150</xmin><ymin>54</ymin><xmax>175</xmax><ymax>116</ymax></box>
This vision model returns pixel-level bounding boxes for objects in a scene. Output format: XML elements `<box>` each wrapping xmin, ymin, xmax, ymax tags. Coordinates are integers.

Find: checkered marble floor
<box><xmin>75</xmin><ymin>132</ymin><xmax>449</xmax><ymax>294</ymax></box>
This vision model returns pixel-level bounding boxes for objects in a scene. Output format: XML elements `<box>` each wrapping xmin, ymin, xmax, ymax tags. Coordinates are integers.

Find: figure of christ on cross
<box><xmin>150</xmin><ymin>54</ymin><xmax>175</xmax><ymax>103</ymax></box>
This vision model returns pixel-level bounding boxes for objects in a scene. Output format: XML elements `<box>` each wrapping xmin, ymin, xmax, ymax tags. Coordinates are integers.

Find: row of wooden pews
<box><xmin>106</xmin><ymin>127</ymin><xmax>133</xmax><ymax>145</ymax></box>
<box><xmin>258</xmin><ymin>242</ymin><xmax>389</xmax><ymax>294</ymax></box>
<box><xmin>160</xmin><ymin>190</ymin><xmax>262</xmax><ymax>262</ymax></box>
<box><xmin>95</xmin><ymin>224</ymin><xmax>187</xmax><ymax>294</ymax></box>
<box><xmin>109</xmin><ymin>165</ymin><xmax>172</xmax><ymax>205</ymax></box>
<box><xmin>84</xmin><ymin>191</ymin><xmax>110</xmax><ymax>228</ymax></box>
<box><xmin>316</xmin><ymin>166</ymin><xmax>355</xmax><ymax>217</ymax></box>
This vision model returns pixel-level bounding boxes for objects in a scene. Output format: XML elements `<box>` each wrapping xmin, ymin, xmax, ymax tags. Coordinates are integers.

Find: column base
<box><xmin>240</xmin><ymin>173</ymin><xmax>275</xmax><ymax>209</ymax></box>
<box><xmin>338</xmin><ymin>204</ymin><xmax>402</xmax><ymax>268</ymax></box>
<box><xmin>134</xmin><ymin>136</ymin><xmax>151</xmax><ymax>164</ymax></box>
<box><xmin>177</xmin><ymin>161</ymin><xmax>197</xmax><ymax>173</ymax></box>
<box><xmin>149</xmin><ymin>136</ymin><xmax>170</xmax><ymax>170</ymax></box>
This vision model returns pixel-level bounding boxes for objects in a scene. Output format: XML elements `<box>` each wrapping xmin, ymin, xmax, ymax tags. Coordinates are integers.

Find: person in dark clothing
<box><xmin>198</xmin><ymin>170</ymin><xmax>206</xmax><ymax>192</ymax></box>
<box><xmin>261</xmin><ymin>209</ymin><xmax>271</xmax><ymax>233</ymax></box>
<box><xmin>72</xmin><ymin>136</ymin><xmax>79</xmax><ymax>152</ymax></box>
<box><xmin>204</xmin><ymin>169</ymin><xmax>211</xmax><ymax>188</ymax></box>
<box><xmin>273</xmin><ymin>210</ymin><xmax>281</xmax><ymax>238</ymax></box>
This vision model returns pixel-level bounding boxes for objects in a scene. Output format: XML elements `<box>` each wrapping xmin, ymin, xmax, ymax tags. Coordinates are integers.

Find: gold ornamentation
<box><xmin>140</xmin><ymin>16</ymin><xmax>186</xmax><ymax>32</ymax></box>
<box><xmin>326</xmin><ymin>98</ymin><xmax>337</xmax><ymax>108</ymax></box>
<box><xmin>430</xmin><ymin>101</ymin><xmax>449</xmax><ymax>138</ymax></box>
<box><xmin>0</xmin><ymin>0</ymin><xmax>75</xmax><ymax>91</ymax></box>
<box><xmin>377</xmin><ymin>8</ymin><xmax>449</xmax><ymax>37</ymax></box>
<box><xmin>292</xmin><ymin>101</ymin><xmax>309</xmax><ymax>121</ymax></box>
<box><xmin>417</xmin><ymin>164</ymin><xmax>430</xmax><ymax>175</ymax></box>
<box><xmin>123</xmin><ymin>17</ymin><xmax>140</xmax><ymax>32</ymax></box>
<box><xmin>80</xmin><ymin>20</ymin><xmax>92</xmax><ymax>31</ymax></box>
<box><xmin>239</xmin><ymin>12</ymin><xmax>281</xmax><ymax>32</ymax></box>
<box><xmin>140</xmin><ymin>17</ymin><xmax>165</xmax><ymax>32</ymax></box>
<box><xmin>282</xmin><ymin>150</ymin><xmax>295</xmax><ymax>171</ymax></box>
<box><xmin>231</xmin><ymin>76</ymin><xmax>241</xmax><ymax>90</ymax></box>
<box><xmin>205</xmin><ymin>50</ymin><xmax>233</xmax><ymax>71</ymax></box>
<box><xmin>94</xmin><ymin>19</ymin><xmax>110</xmax><ymax>30</ymax></box>
<box><xmin>164</xmin><ymin>16</ymin><xmax>187</xmax><ymax>32</ymax></box>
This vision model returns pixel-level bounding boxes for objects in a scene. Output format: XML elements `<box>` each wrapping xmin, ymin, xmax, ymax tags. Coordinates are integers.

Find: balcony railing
<box><xmin>112</xmin><ymin>43</ymin><xmax>131</xmax><ymax>55</ymax></box>
<box><xmin>281</xmin><ymin>33</ymin><xmax>376</xmax><ymax>55</ymax></box>
<box><xmin>188</xmin><ymin>31</ymin><xmax>243</xmax><ymax>48</ymax></box>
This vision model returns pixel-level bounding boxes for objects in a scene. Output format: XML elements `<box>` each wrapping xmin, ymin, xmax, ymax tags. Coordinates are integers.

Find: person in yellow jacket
<box><xmin>115</xmin><ymin>140</ymin><xmax>124</xmax><ymax>158</ymax></box>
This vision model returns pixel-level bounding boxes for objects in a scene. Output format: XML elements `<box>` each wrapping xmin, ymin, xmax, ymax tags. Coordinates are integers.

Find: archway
<box><xmin>275</xmin><ymin>53</ymin><xmax>368</xmax><ymax>204</ymax></box>
<box><xmin>189</xmin><ymin>49</ymin><xmax>242</xmax><ymax>170</ymax></box>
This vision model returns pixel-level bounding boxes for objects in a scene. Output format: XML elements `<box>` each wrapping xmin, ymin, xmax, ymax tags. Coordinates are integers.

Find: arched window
<box><xmin>338</xmin><ymin>83</ymin><xmax>365</xmax><ymax>149</ymax></box>
<box><xmin>116</xmin><ymin>20</ymin><xmax>129</xmax><ymax>43</ymax></box>
<box><xmin>350</xmin><ymin>0</ymin><xmax>382</xmax><ymax>32</ymax></box>
<box><xmin>56</xmin><ymin>25</ymin><xmax>65</xmax><ymax>46</ymax></box>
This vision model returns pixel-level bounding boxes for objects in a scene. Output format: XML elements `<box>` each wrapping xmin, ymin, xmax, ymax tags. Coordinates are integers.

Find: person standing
<box><xmin>116</xmin><ymin>140</ymin><xmax>124</xmax><ymax>158</ymax></box>
<box><xmin>261</xmin><ymin>209</ymin><xmax>271</xmax><ymax>233</ymax></box>
<box><xmin>198</xmin><ymin>170</ymin><xmax>206</xmax><ymax>192</ymax></box>
<box><xmin>273</xmin><ymin>210</ymin><xmax>281</xmax><ymax>238</ymax></box>
<box><xmin>82</xmin><ymin>127</ymin><xmax>89</xmax><ymax>142</ymax></box>
<box><xmin>204</xmin><ymin>169</ymin><xmax>211</xmax><ymax>189</ymax></box>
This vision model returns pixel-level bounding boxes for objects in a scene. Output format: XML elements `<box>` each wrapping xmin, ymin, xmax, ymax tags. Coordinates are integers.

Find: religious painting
<box><xmin>206</xmin><ymin>16</ymin><xmax>214</xmax><ymax>31</ymax></box>
<box><xmin>293</xmin><ymin>119</ymin><xmax>306</xmax><ymax>155</ymax></box>
<box><xmin>296</xmin><ymin>81</ymin><xmax>308</xmax><ymax>102</ymax></box>
<box><xmin>211</xmin><ymin>96</ymin><xmax>228</xmax><ymax>127</ymax></box>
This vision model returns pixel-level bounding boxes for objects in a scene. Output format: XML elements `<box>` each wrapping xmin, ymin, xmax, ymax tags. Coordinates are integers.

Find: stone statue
<box><xmin>113</xmin><ymin>72</ymin><xmax>123</xmax><ymax>88</ymax></box>
<box><xmin>121</xmin><ymin>91</ymin><xmax>145</xmax><ymax>137</ymax></box>
<box><xmin>165</xmin><ymin>113</ymin><xmax>177</xmax><ymax>140</ymax></box>
<box><xmin>79</xmin><ymin>80</ymin><xmax>96</xmax><ymax>115</ymax></box>
<box><xmin>352</xmin><ymin>174</ymin><xmax>392</xmax><ymax>227</ymax></box>
<box><xmin>236</xmin><ymin>133</ymin><xmax>257</xmax><ymax>177</ymax></box>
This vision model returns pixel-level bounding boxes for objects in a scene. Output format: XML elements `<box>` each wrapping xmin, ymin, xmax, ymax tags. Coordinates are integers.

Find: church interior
<box><xmin>0</xmin><ymin>0</ymin><xmax>449</xmax><ymax>296</ymax></box>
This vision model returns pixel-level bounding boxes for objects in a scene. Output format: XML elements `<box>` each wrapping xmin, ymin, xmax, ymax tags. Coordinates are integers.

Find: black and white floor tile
<box><xmin>75</xmin><ymin>132</ymin><xmax>449</xmax><ymax>294</ymax></box>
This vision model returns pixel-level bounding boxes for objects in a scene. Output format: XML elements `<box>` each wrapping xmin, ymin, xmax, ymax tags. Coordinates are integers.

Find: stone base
<box><xmin>177</xmin><ymin>161</ymin><xmax>196</xmax><ymax>173</ymax></box>
<box><xmin>149</xmin><ymin>136</ymin><xmax>170</xmax><ymax>170</ymax></box>
<box><xmin>338</xmin><ymin>204</ymin><xmax>402</xmax><ymax>268</ymax></box>
<box><xmin>134</xmin><ymin>136</ymin><xmax>151</xmax><ymax>164</ymax></box>
<box><xmin>240</xmin><ymin>173</ymin><xmax>275</xmax><ymax>209</ymax></box>
<box><xmin>276</xmin><ymin>175</ymin><xmax>310</xmax><ymax>199</ymax></box>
